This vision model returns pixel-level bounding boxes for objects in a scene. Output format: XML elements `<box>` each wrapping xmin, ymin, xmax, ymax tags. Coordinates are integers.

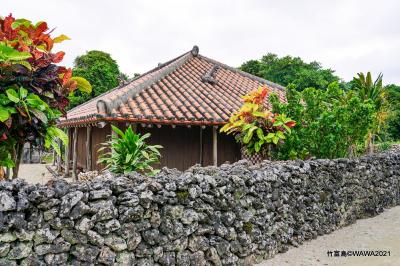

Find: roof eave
<box><xmin>58</xmin><ymin>116</ymin><xmax>225</xmax><ymax>128</ymax></box>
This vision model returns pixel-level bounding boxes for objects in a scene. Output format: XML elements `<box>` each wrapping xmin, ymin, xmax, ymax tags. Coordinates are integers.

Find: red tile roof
<box><xmin>59</xmin><ymin>46</ymin><xmax>286</xmax><ymax>127</ymax></box>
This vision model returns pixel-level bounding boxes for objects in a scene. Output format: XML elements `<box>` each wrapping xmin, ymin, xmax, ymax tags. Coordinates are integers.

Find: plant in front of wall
<box><xmin>98</xmin><ymin>125</ymin><xmax>162</xmax><ymax>175</ymax></box>
<box><xmin>220</xmin><ymin>86</ymin><xmax>295</xmax><ymax>158</ymax></box>
<box><xmin>0</xmin><ymin>14</ymin><xmax>92</xmax><ymax>178</ymax></box>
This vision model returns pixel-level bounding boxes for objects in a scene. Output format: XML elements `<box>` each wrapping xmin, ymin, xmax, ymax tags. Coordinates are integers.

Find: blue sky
<box><xmin>3</xmin><ymin>0</ymin><xmax>400</xmax><ymax>84</ymax></box>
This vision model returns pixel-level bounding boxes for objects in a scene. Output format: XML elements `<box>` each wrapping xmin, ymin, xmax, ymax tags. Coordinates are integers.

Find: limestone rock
<box><xmin>59</xmin><ymin>191</ymin><xmax>84</xmax><ymax>217</ymax></box>
<box><xmin>104</xmin><ymin>234</ymin><xmax>127</xmax><ymax>252</ymax></box>
<box><xmin>7</xmin><ymin>241</ymin><xmax>32</xmax><ymax>260</ymax></box>
<box><xmin>98</xmin><ymin>246</ymin><xmax>116</xmax><ymax>265</ymax></box>
<box><xmin>0</xmin><ymin>243</ymin><xmax>10</xmax><ymax>257</ymax></box>
<box><xmin>0</xmin><ymin>191</ymin><xmax>16</xmax><ymax>211</ymax></box>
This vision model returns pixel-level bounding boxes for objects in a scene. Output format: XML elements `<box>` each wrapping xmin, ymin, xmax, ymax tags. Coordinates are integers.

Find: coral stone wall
<box><xmin>0</xmin><ymin>147</ymin><xmax>399</xmax><ymax>265</ymax></box>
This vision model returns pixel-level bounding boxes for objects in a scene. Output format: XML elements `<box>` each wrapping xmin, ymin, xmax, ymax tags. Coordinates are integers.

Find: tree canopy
<box><xmin>270</xmin><ymin>82</ymin><xmax>375</xmax><ymax>159</ymax></box>
<box><xmin>240</xmin><ymin>53</ymin><xmax>340</xmax><ymax>91</ymax></box>
<box><xmin>385</xmin><ymin>84</ymin><xmax>400</xmax><ymax>140</ymax></box>
<box><xmin>68</xmin><ymin>50</ymin><xmax>127</xmax><ymax>109</ymax></box>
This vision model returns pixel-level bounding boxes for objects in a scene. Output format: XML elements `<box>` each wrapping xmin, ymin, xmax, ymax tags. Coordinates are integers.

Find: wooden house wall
<box><xmin>217</xmin><ymin>130</ymin><xmax>241</xmax><ymax>165</ymax></box>
<box><xmin>139</xmin><ymin>125</ymin><xmax>241</xmax><ymax>170</ymax></box>
<box><xmin>76</xmin><ymin>127</ymin><xmax>87</xmax><ymax>169</ymax></box>
<box><xmin>91</xmin><ymin>124</ymin><xmax>111</xmax><ymax>170</ymax></box>
<box><xmin>200</xmin><ymin>127</ymin><xmax>241</xmax><ymax>166</ymax></box>
<box><xmin>69</xmin><ymin>123</ymin><xmax>241</xmax><ymax>173</ymax></box>
<box><xmin>138</xmin><ymin>126</ymin><xmax>201</xmax><ymax>170</ymax></box>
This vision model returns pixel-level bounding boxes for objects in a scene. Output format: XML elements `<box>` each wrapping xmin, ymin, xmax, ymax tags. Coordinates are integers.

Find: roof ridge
<box><xmin>66</xmin><ymin>46</ymin><xmax>198</xmax><ymax>116</ymax></box>
<box><xmin>96</xmin><ymin>46</ymin><xmax>199</xmax><ymax>115</ymax></box>
<box><xmin>197</xmin><ymin>54</ymin><xmax>286</xmax><ymax>91</ymax></box>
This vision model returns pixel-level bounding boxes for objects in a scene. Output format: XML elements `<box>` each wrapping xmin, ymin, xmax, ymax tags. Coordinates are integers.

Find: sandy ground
<box><xmin>18</xmin><ymin>163</ymin><xmax>54</xmax><ymax>185</ymax></box>
<box><xmin>257</xmin><ymin>206</ymin><xmax>400</xmax><ymax>266</ymax></box>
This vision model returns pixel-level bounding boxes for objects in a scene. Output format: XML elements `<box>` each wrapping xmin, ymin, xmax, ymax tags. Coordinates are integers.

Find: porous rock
<box><xmin>0</xmin><ymin>147</ymin><xmax>398</xmax><ymax>265</ymax></box>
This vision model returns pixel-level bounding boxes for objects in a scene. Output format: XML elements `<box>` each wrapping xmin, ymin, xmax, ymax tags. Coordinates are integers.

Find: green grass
<box><xmin>41</xmin><ymin>153</ymin><xmax>54</xmax><ymax>164</ymax></box>
<box><xmin>375</xmin><ymin>140</ymin><xmax>400</xmax><ymax>152</ymax></box>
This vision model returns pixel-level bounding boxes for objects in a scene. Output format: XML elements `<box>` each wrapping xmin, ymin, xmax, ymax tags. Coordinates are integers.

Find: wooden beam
<box><xmin>213</xmin><ymin>127</ymin><xmax>218</xmax><ymax>166</ymax></box>
<box><xmin>199</xmin><ymin>127</ymin><xmax>203</xmax><ymax>165</ymax></box>
<box><xmin>64</xmin><ymin>128</ymin><xmax>70</xmax><ymax>177</ymax></box>
<box><xmin>72</xmin><ymin>127</ymin><xmax>78</xmax><ymax>180</ymax></box>
<box><xmin>86</xmin><ymin>127</ymin><xmax>92</xmax><ymax>172</ymax></box>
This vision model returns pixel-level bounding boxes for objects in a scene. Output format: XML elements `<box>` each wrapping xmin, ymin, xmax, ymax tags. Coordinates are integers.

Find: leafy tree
<box><xmin>269</xmin><ymin>83</ymin><xmax>375</xmax><ymax>159</ymax></box>
<box><xmin>220</xmin><ymin>86</ymin><xmax>295</xmax><ymax>157</ymax></box>
<box><xmin>351</xmin><ymin>72</ymin><xmax>388</xmax><ymax>151</ymax></box>
<box><xmin>68</xmin><ymin>50</ymin><xmax>127</xmax><ymax>109</ymax></box>
<box><xmin>384</xmin><ymin>84</ymin><xmax>400</xmax><ymax>140</ymax></box>
<box><xmin>0</xmin><ymin>15</ymin><xmax>91</xmax><ymax>178</ymax></box>
<box><xmin>240</xmin><ymin>53</ymin><xmax>340</xmax><ymax>91</ymax></box>
<box><xmin>98</xmin><ymin>126</ymin><xmax>162</xmax><ymax>175</ymax></box>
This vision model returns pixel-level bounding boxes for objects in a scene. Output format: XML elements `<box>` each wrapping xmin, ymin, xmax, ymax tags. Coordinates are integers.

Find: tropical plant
<box><xmin>0</xmin><ymin>14</ymin><xmax>91</xmax><ymax>178</ymax></box>
<box><xmin>385</xmin><ymin>84</ymin><xmax>400</xmax><ymax>140</ymax></box>
<box><xmin>68</xmin><ymin>50</ymin><xmax>128</xmax><ymax>109</ymax></box>
<box><xmin>220</xmin><ymin>86</ymin><xmax>295</xmax><ymax>157</ymax></box>
<box><xmin>98</xmin><ymin>125</ymin><xmax>162</xmax><ymax>175</ymax></box>
<box><xmin>351</xmin><ymin>72</ymin><xmax>388</xmax><ymax>152</ymax></box>
<box><xmin>352</xmin><ymin>72</ymin><xmax>385</xmax><ymax>107</ymax></box>
<box><xmin>270</xmin><ymin>82</ymin><xmax>375</xmax><ymax>159</ymax></box>
<box><xmin>240</xmin><ymin>53</ymin><xmax>341</xmax><ymax>91</ymax></box>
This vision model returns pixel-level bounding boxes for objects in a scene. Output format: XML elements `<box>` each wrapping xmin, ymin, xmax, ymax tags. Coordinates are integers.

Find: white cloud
<box><xmin>3</xmin><ymin>0</ymin><xmax>400</xmax><ymax>84</ymax></box>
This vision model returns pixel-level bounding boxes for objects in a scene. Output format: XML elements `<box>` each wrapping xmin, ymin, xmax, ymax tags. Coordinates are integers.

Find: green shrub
<box><xmin>220</xmin><ymin>86</ymin><xmax>295</xmax><ymax>157</ymax></box>
<box><xmin>375</xmin><ymin>141</ymin><xmax>399</xmax><ymax>152</ymax></box>
<box><xmin>270</xmin><ymin>82</ymin><xmax>375</xmax><ymax>159</ymax></box>
<box><xmin>98</xmin><ymin>125</ymin><xmax>162</xmax><ymax>175</ymax></box>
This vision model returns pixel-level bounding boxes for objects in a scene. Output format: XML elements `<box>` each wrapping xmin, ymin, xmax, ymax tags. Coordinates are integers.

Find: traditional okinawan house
<box><xmin>58</xmin><ymin>46</ymin><xmax>286</xmax><ymax>178</ymax></box>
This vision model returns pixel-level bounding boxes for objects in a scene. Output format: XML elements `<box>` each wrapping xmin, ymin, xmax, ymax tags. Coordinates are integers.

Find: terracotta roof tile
<box><xmin>59</xmin><ymin>46</ymin><xmax>286</xmax><ymax>127</ymax></box>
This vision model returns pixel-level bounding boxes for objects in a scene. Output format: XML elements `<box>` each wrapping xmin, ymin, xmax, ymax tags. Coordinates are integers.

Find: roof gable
<box><xmin>60</xmin><ymin>46</ymin><xmax>286</xmax><ymax>127</ymax></box>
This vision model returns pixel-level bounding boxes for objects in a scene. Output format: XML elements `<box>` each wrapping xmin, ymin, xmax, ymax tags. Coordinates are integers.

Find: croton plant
<box><xmin>220</xmin><ymin>86</ymin><xmax>295</xmax><ymax>157</ymax></box>
<box><xmin>0</xmin><ymin>14</ymin><xmax>91</xmax><ymax>178</ymax></box>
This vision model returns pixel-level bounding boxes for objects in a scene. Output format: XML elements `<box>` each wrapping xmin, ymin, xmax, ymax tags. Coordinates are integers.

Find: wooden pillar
<box><xmin>199</xmin><ymin>127</ymin><xmax>203</xmax><ymax>165</ymax></box>
<box><xmin>56</xmin><ymin>139</ymin><xmax>62</xmax><ymax>172</ymax></box>
<box><xmin>132</xmin><ymin>123</ymin><xmax>137</xmax><ymax>132</ymax></box>
<box><xmin>86</xmin><ymin>126</ymin><xmax>92</xmax><ymax>172</ymax></box>
<box><xmin>111</xmin><ymin>122</ymin><xmax>117</xmax><ymax>154</ymax></box>
<box><xmin>213</xmin><ymin>126</ymin><xmax>218</xmax><ymax>166</ymax></box>
<box><xmin>64</xmin><ymin>128</ymin><xmax>70</xmax><ymax>177</ymax></box>
<box><xmin>72</xmin><ymin>127</ymin><xmax>78</xmax><ymax>180</ymax></box>
<box><xmin>52</xmin><ymin>148</ymin><xmax>56</xmax><ymax>166</ymax></box>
